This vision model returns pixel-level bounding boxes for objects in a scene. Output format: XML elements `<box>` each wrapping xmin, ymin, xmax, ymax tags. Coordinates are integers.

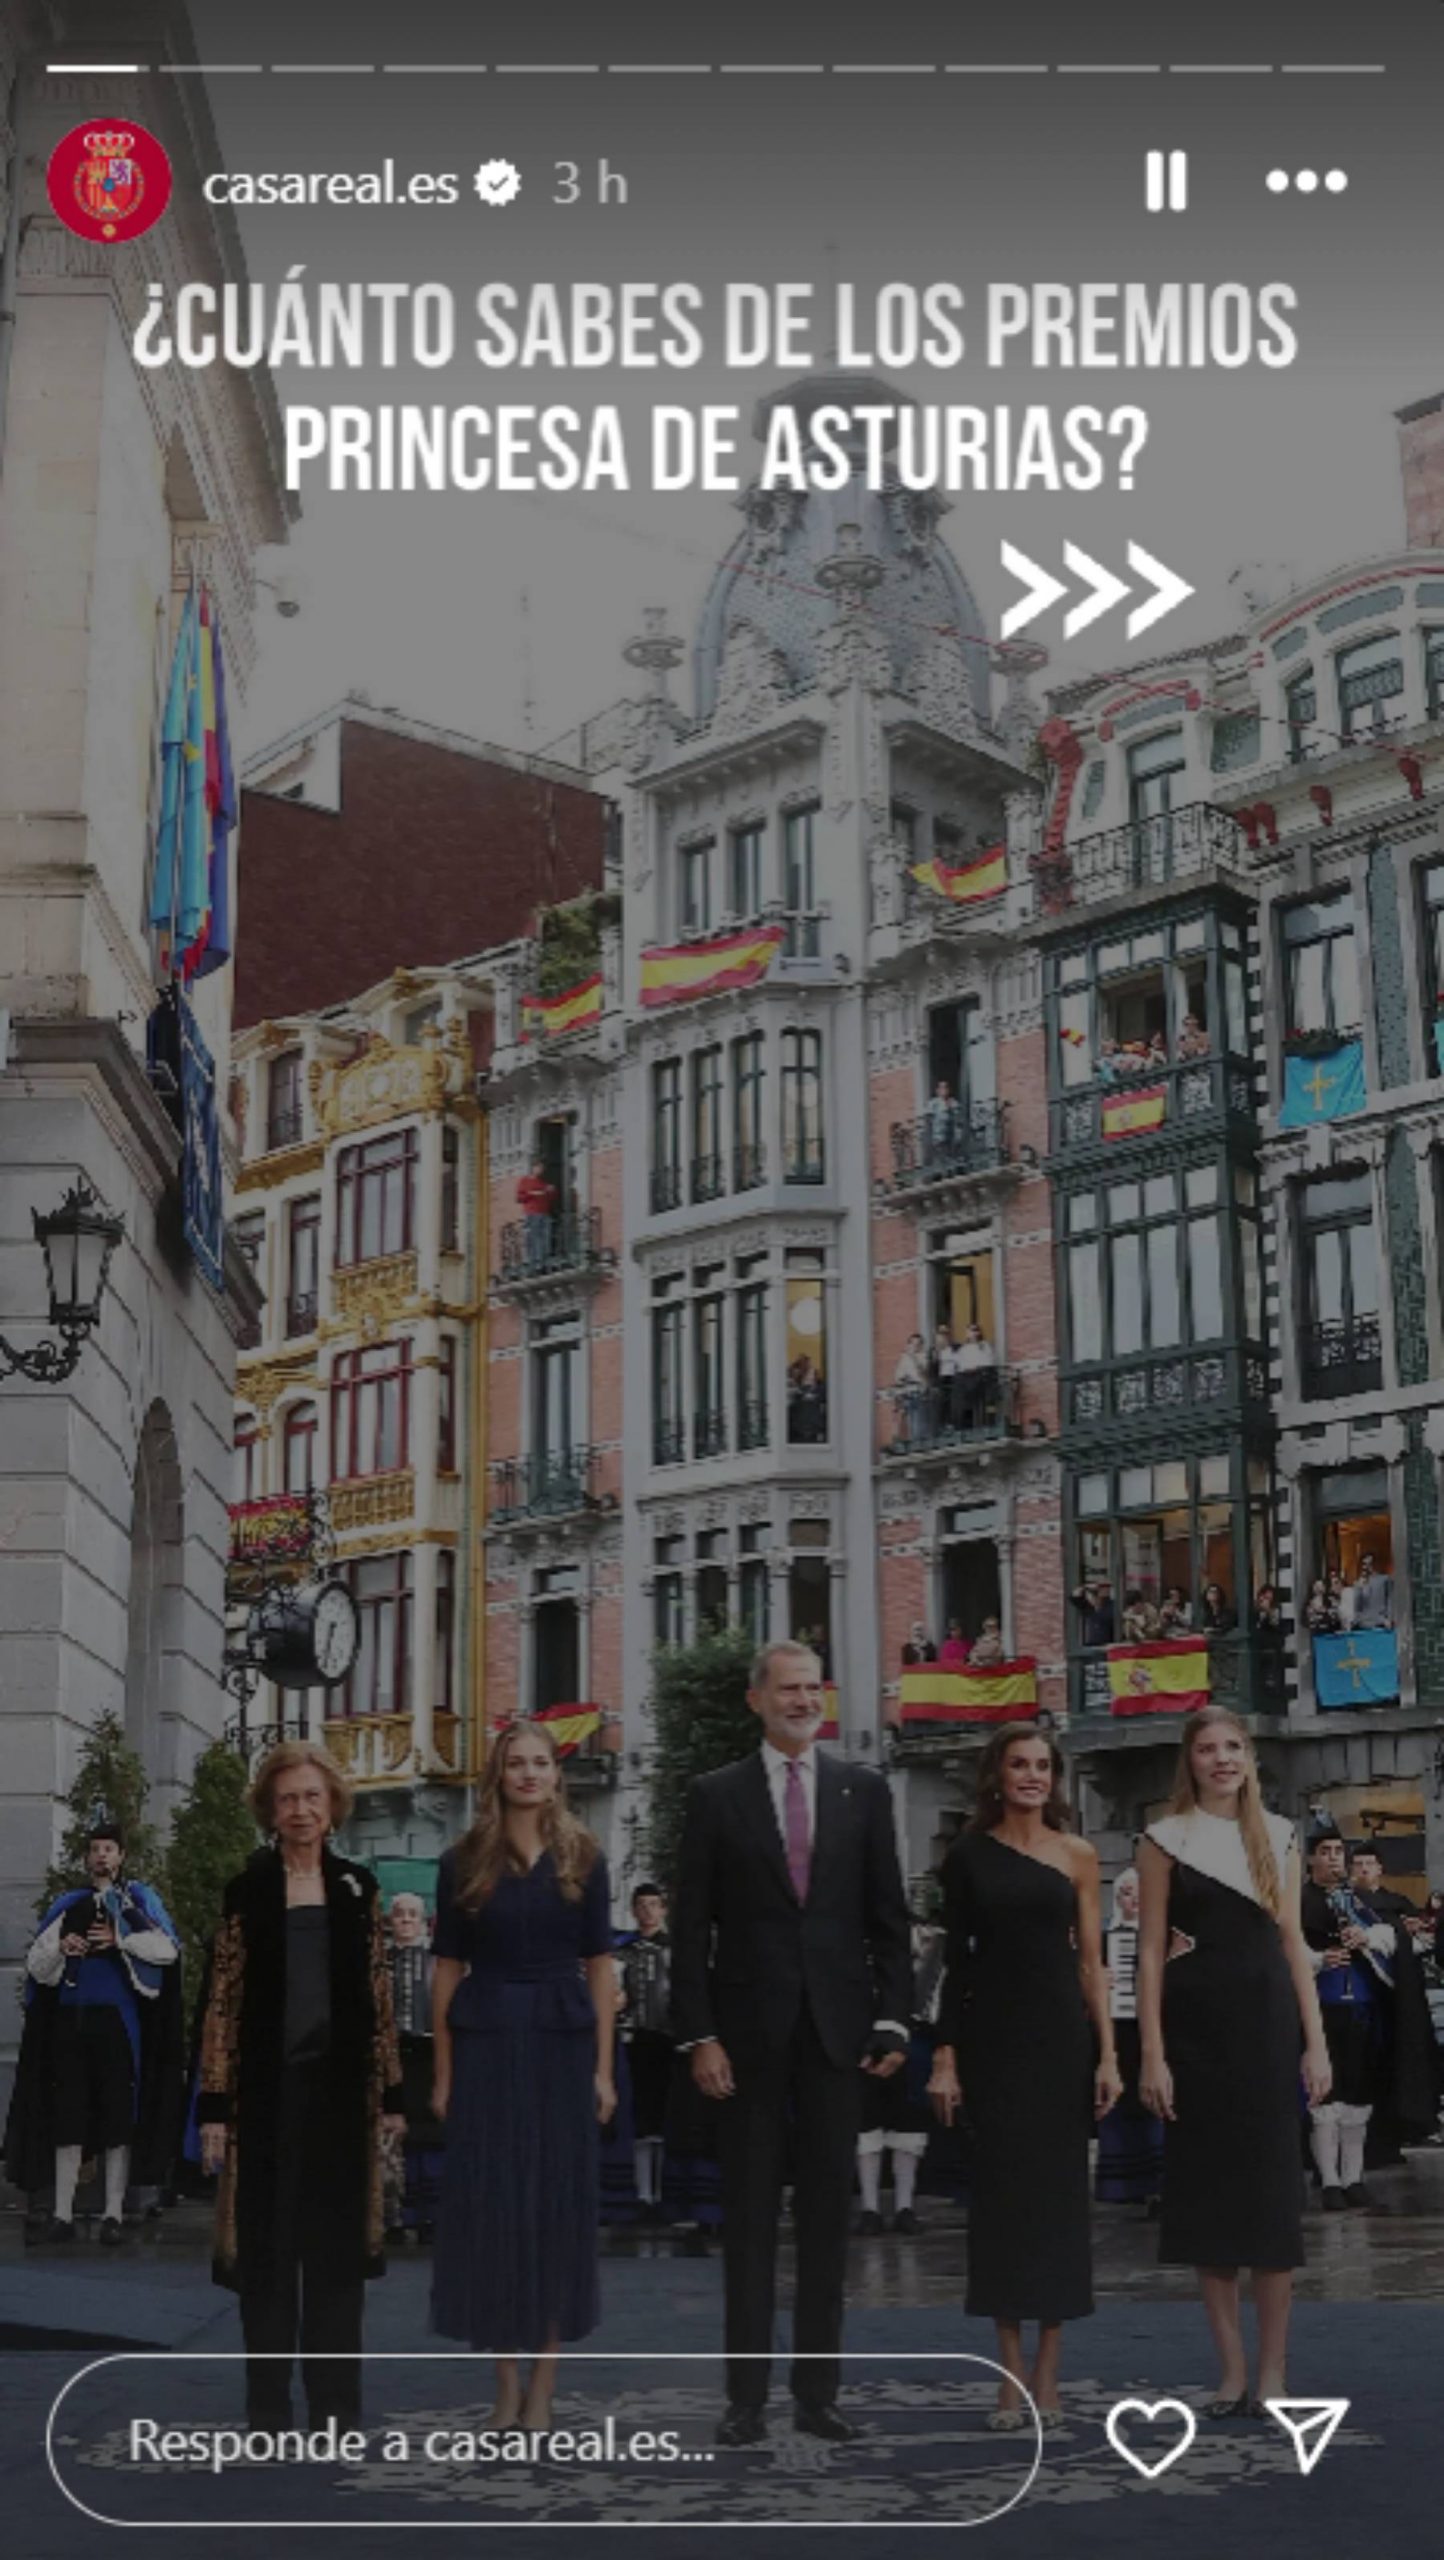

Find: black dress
<box><xmin>939</xmin><ymin>1831</ymin><xmax>1094</xmax><ymax>2324</ymax></box>
<box><xmin>1153</xmin><ymin>1830</ymin><xmax>1304</xmax><ymax>2271</ymax></box>
<box><xmin>430</xmin><ymin>1846</ymin><xmax>612</xmax><ymax>2353</ymax></box>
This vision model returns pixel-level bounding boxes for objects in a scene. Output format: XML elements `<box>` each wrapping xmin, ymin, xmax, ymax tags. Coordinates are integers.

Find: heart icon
<box><xmin>1105</xmin><ymin>2397</ymin><xmax>1197</xmax><ymax>2480</ymax></box>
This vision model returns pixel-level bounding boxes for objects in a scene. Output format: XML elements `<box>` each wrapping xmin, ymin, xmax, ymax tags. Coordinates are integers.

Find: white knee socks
<box><xmin>856</xmin><ymin>2144</ymin><xmax>883</xmax><ymax>2212</ymax></box>
<box><xmin>104</xmin><ymin>2145</ymin><xmax>130</xmax><ymax>2220</ymax></box>
<box><xmin>1337</xmin><ymin>2106</ymin><xmax>1371</xmax><ymax>2190</ymax></box>
<box><xmin>54</xmin><ymin>2145</ymin><xmax>83</xmax><ymax>2222</ymax></box>
<box><xmin>892</xmin><ymin>2147</ymin><xmax>920</xmax><ymax>2213</ymax></box>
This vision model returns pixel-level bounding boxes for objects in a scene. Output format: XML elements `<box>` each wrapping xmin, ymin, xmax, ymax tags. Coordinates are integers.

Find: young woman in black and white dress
<box><xmin>1137</xmin><ymin>1708</ymin><xmax>1330</xmax><ymax>2418</ymax></box>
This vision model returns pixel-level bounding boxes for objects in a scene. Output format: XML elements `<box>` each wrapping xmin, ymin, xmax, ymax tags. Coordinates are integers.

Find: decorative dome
<box><xmin>692</xmin><ymin>371</ymin><xmax>993</xmax><ymax>725</ymax></box>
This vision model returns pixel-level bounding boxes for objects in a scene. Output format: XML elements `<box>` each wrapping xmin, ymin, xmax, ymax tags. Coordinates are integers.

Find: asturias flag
<box><xmin>910</xmin><ymin>843</ymin><xmax>1007</xmax><ymax>905</ymax></box>
<box><xmin>640</xmin><ymin>924</ymin><xmax>785</xmax><ymax>1009</ymax></box>
<box><xmin>899</xmin><ymin>1661</ymin><xmax>1039</xmax><ymax>1724</ymax></box>
<box><xmin>1101</xmin><ymin>1083</ymin><xmax>1168</xmax><ymax>1141</ymax></box>
<box><xmin>520</xmin><ymin>974</ymin><xmax>603</xmax><ymax>1040</ymax></box>
<box><xmin>1107</xmin><ymin>1636</ymin><xmax>1210</xmax><ymax>1716</ymax></box>
<box><xmin>1313</xmin><ymin>1627</ymin><xmax>1400</xmax><ymax>1708</ymax></box>
<box><xmin>1279</xmin><ymin>1038</ymin><xmax>1365</xmax><ymax>1129</ymax></box>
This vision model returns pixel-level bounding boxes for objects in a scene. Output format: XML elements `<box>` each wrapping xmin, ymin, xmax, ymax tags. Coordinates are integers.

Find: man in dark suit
<box><xmin>671</xmin><ymin>1639</ymin><xmax>912</xmax><ymax>2447</ymax></box>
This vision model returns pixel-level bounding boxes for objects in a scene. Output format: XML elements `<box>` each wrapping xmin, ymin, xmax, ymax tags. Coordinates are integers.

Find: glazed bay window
<box><xmin>1064</xmin><ymin>1167</ymin><xmax>1237</xmax><ymax>1424</ymax></box>
<box><xmin>653</xmin><ymin>1533</ymin><xmax>685</xmax><ymax>1646</ymax></box>
<box><xmin>332</xmin><ymin>1338</ymin><xmax>412</xmax><ymax>1480</ymax></box>
<box><xmin>693</xmin><ymin>1265</ymin><xmax>727</xmax><ymax>1457</ymax></box>
<box><xmin>1337</xmin><ymin>630</ymin><xmax>1404</xmax><ymax>740</ymax></box>
<box><xmin>782</xmin><ymin>802</ymin><xmax>820</xmax><ymax>958</ymax></box>
<box><xmin>338</xmin><ymin>1552</ymin><xmax>412</xmax><ymax>1717</ymax></box>
<box><xmin>678</xmin><ymin>836</ymin><xmax>714</xmax><ymax>936</ymax></box>
<box><xmin>737</xmin><ymin>1256</ymin><xmax>770</xmax><ymax>1450</ymax></box>
<box><xmin>785</xmin><ymin>1249</ymin><xmax>828</xmax><ymax>1444</ymax></box>
<box><xmin>1071</xmin><ymin>1453</ymin><xmax>1277</xmax><ymax>1711</ymax></box>
<box><xmin>650</xmin><ymin>1058</ymin><xmax>683</xmax><ymax>1212</ymax></box>
<box><xmin>651</xmin><ymin>1278</ymin><xmax>685</xmax><ymax>1465</ymax></box>
<box><xmin>1284</xmin><ymin>666</ymin><xmax>1318</xmax><ymax>764</ymax></box>
<box><xmin>729</xmin><ymin>821</ymin><xmax>765</xmax><ymax>920</ymax></box>
<box><xmin>1281</xmin><ymin>895</ymin><xmax>1360</xmax><ymax>1045</ymax></box>
<box><xmin>1300</xmin><ymin>1171</ymin><xmax>1383</xmax><ymax>1400</ymax></box>
<box><xmin>690</xmin><ymin>1043</ymin><xmax>725</xmax><ymax>1203</ymax></box>
<box><xmin>335</xmin><ymin>1126</ymin><xmax>417</xmax><ymax>1266</ymax></box>
<box><xmin>732</xmin><ymin>1032</ymin><xmax>766</xmax><ymax>1189</ymax></box>
<box><xmin>781</xmin><ymin>1028</ymin><xmax>825</xmax><ymax>1182</ymax></box>
<box><xmin>286</xmin><ymin>1193</ymin><xmax>320</xmax><ymax>1336</ymax></box>
<box><xmin>267</xmin><ymin>1048</ymin><xmax>303</xmax><ymax>1150</ymax></box>
<box><xmin>283</xmin><ymin>1400</ymin><xmax>318</xmax><ymax>1494</ymax></box>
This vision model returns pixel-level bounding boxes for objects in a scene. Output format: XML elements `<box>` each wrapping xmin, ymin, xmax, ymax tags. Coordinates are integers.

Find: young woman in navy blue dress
<box><xmin>431</xmin><ymin>1721</ymin><xmax>616</xmax><ymax>2429</ymax></box>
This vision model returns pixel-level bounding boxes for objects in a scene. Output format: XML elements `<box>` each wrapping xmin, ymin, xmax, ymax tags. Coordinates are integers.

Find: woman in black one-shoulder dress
<box><xmin>1137</xmin><ymin>1708</ymin><xmax>1330</xmax><ymax>2418</ymax></box>
<box><xmin>930</xmin><ymin>1724</ymin><xmax>1119</xmax><ymax>2426</ymax></box>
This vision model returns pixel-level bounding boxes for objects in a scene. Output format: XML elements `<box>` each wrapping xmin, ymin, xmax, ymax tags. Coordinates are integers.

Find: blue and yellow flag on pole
<box><xmin>1279</xmin><ymin>1038</ymin><xmax>1365</xmax><ymax>1128</ymax></box>
<box><xmin>1314</xmin><ymin>1627</ymin><xmax>1399</xmax><ymax>1707</ymax></box>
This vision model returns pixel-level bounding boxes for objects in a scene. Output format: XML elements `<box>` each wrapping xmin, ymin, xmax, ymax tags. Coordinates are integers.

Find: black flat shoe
<box><xmin>857</xmin><ymin>2210</ymin><xmax>884</xmax><ymax>2236</ymax></box>
<box><xmin>794</xmin><ymin>2405</ymin><xmax>862</xmax><ymax>2444</ymax></box>
<box><xmin>892</xmin><ymin>2208</ymin><xmax>922</xmax><ymax>2235</ymax></box>
<box><xmin>1204</xmin><ymin>2391</ymin><xmax>1251</xmax><ymax>2421</ymax></box>
<box><xmin>1343</xmin><ymin>2183</ymin><xmax>1369</xmax><ymax>2208</ymax></box>
<box><xmin>715</xmin><ymin>2405</ymin><xmax>768</xmax><ymax>2449</ymax></box>
<box><xmin>98</xmin><ymin>2217</ymin><xmax>124</xmax><ymax>2247</ymax></box>
<box><xmin>1321</xmin><ymin>2186</ymin><xmax>1346</xmax><ymax>2212</ymax></box>
<box><xmin>45</xmin><ymin>2216</ymin><xmax>75</xmax><ymax>2244</ymax></box>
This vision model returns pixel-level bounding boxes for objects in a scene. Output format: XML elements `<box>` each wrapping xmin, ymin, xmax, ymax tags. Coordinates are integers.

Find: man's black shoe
<box><xmin>716</xmin><ymin>2405</ymin><xmax>768</xmax><ymax>2449</ymax></box>
<box><xmin>857</xmin><ymin>2209</ymin><xmax>884</xmax><ymax>2236</ymax></box>
<box><xmin>795</xmin><ymin>2405</ymin><xmax>862</xmax><ymax>2444</ymax></box>
<box><xmin>1342</xmin><ymin>2182</ymin><xmax>1370</xmax><ymax>2208</ymax></box>
<box><xmin>892</xmin><ymin>2208</ymin><xmax>922</xmax><ymax>2236</ymax></box>
<box><xmin>98</xmin><ymin>2216</ymin><xmax>124</xmax><ymax>2247</ymax></box>
<box><xmin>1321</xmin><ymin>2185</ymin><xmax>1346</xmax><ymax>2212</ymax></box>
<box><xmin>45</xmin><ymin>2216</ymin><xmax>75</xmax><ymax>2243</ymax></box>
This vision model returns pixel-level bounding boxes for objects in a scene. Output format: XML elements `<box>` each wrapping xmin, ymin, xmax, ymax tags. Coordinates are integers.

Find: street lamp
<box><xmin>0</xmin><ymin>1180</ymin><xmax>123</xmax><ymax>1382</ymax></box>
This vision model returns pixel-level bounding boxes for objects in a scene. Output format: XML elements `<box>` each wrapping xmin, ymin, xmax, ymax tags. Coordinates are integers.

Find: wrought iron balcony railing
<box><xmin>1064</xmin><ymin>1343</ymin><xmax>1270</xmax><ymax>1434</ymax></box>
<box><xmin>1041</xmin><ymin>801</ymin><xmax>1247</xmax><ymax>912</ymax></box>
<box><xmin>733</xmin><ymin>1141</ymin><xmax>767</xmax><ymax>1192</ymax></box>
<box><xmin>737</xmin><ymin>1395</ymin><xmax>769</xmax><ymax>1452</ymax></box>
<box><xmin>652</xmin><ymin>1417</ymin><xmax>686</xmax><ymax>1468</ymax></box>
<box><xmin>693</xmin><ymin>1406</ymin><xmax>728</xmax><ymax>1459</ymax></box>
<box><xmin>1301</xmin><ymin>1311</ymin><xmax>1383</xmax><ymax>1403</ymax></box>
<box><xmin>886</xmin><ymin>1373</ymin><xmax>1019</xmax><ymax>1456</ymax></box>
<box><xmin>650</xmin><ymin>1164</ymin><xmax>684</xmax><ymax>1215</ymax></box>
<box><xmin>490</xmin><ymin>1445</ymin><xmax>599</xmax><ymax>1523</ymax></box>
<box><xmin>690</xmin><ymin>1152</ymin><xmax>726</xmax><ymax>1205</ymax></box>
<box><xmin>890</xmin><ymin>1098</ymin><xmax>1008</xmax><ymax>1191</ymax></box>
<box><xmin>782</xmin><ymin>1149</ymin><xmax>827</xmax><ymax>1186</ymax></box>
<box><xmin>495</xmin><ymin>1208</ymin><xmax>609</xmax><ymax>1286</ymax></box>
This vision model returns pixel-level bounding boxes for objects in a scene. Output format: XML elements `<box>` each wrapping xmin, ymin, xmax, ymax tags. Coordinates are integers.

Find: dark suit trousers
<box><xmin>717</xmin><ymin>2003</ymin><xmax>861</xmax><ymax>2411</ymax></box>
<box><xmin>240</xmin><ymin>2060</ymin><xmax>364</xmax><ymax>2427</ymax></box>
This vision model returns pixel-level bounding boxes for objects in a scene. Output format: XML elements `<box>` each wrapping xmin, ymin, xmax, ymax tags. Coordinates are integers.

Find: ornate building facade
<box><xmin>0</xmin><ymin>4</ymin><xmax>290</xmax><ymax>2088</ymax></box>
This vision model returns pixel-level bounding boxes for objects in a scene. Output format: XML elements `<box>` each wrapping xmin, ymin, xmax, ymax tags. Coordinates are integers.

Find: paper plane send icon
<box><xmin>1264</xmin><ymin>2399</ymin><xmax>1350</xmax><ymax>2475</ymax></box>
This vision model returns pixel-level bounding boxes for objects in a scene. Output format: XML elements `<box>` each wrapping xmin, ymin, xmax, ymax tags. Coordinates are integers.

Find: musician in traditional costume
<box><xmin>1301</xmin><ymin>1822</ymin><xmax>1393</xmax><ymax>2208</ymax></box>
<box><xmin>3</xmin><ymin>1818</ymin><xmax>181</xmax><ymax>2243</ymax></box>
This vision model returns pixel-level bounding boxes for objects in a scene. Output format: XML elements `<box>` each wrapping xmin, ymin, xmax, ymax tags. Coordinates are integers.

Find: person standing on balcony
<box><xmin>1198</xmin><ymin>1584</ymin><xmax>1238</xmax><ymax>1636</ymax></box>
<box><xmin>893</xmin><ymin>1332</ymin><xmax>929</xmax><ymax>1447</ymax></box>
<box><xmin>1158</xmin><ymin>1586</ymin><xmax>1193</xmax><ymax>1636</ymax></box>
<box><xmin>1178</xmin><ymin>1014</ymin><xmax>1212</xmax><ymax>1061</ymax></box>
<box><xmin>939</xmin><ymin>1621</ymin><xmax>972</xmax><ymax>1668</ymax></box>
<box><xmin>953</xmin><ymin>1321</ymin><xmax>997</xmax><ymax>1435</ymax></box>
<box><xmin>968</xmin><ymin>1618</ymin><xmax>1006</xmax><ymax>1669</ymax></box>
<box><xmin>925</xmin><ymin>1078</ymin><xmax>959</xmax><ymax>1167</ymax></box>
<box><xmin>1071</xmin><ymin>1581</ymin><xmax>1116</xmax><ymax>1648</ymax></box>
<box><xmin>1348</xmin><ymin>1553</ymin><xmax>1394</xmax><ymax>1630</ymax></box>
<box><xmin>430</xmin><ymin>1721</ymin><xmax>616</xmax><ymax>2430</ymax></box>
<box><xmin>929</xmin><ymin>1724</ymin><xmax>1120</xmax><ymax>2428</ymax></box>
<box><xmin>901</xmin><ymin>1620</ymin><xmax>937</xmax><ymax>1666</ymax></box>
<box><xmin>931</xmin><ymin>1321</ymin><xmax>959</xmax><ymax>1433</ymax></box>
<box><xmin>516</xmin><ymin>1158</ymin><xmax>557</xmax><ymax>1273</ymax></box>
<box><xmin>1137</xmin><ymin>1710</ymin><xmax>1329</xmax><ymax>2417</ymax></box>
<box><xmin>1121</xmin><ymin>1590</ymin><xmax>1160</xmax><ymax>1644</ymax></box>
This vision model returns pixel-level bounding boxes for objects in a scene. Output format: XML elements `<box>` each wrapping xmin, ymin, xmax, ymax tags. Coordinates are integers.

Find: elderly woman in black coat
<box><xmin>198</xmin><ymin>1742</ymin><xmax>403</xmax><ymax>2428</ymax></box>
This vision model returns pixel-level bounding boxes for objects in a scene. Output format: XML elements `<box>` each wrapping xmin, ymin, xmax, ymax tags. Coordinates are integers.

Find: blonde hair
<box><xmin>248</xmin><ymin>1739</ymin><xmax>353</xmax><ymax>1833</ymax></box>
<box><xmin>451</xmin><ymin>1720</ymin><xmax>599</xmax><ymax>1911</ymax></box>
<box><xmin>1168</xmin><ymin>1708</ymin><xmax>1281</xmax><ymax>1916</ymax></box>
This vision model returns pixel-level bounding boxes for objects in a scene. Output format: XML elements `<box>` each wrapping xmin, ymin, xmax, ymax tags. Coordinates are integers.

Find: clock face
<box><xmin>312</xmin><ymin>1583</ymin><xmax>358</xmax><ymax>1684</ymax></box>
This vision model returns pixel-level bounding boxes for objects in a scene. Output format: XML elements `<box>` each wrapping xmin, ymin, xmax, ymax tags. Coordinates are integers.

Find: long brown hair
<box><xmin>968</xmin><ymin>1722</ymin><xmax>1070</xmax><ymax>1833</ymax></box>
<box><xmin>451</xmin><ymin>1720</ymin><xmax>599</xmax><ymax>1912</ymax></box>
<box><xmin>1168</xmin><ymin>1707</ymin><xmax>1281</xmax><ymax>1916</ymax></box>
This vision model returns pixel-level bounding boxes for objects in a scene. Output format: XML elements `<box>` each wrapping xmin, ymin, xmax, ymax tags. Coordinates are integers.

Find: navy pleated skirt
<box><xmin>431</xmin><ymin>2018</ymin><xmax>600</xmax><ymax>2353</ymax></box>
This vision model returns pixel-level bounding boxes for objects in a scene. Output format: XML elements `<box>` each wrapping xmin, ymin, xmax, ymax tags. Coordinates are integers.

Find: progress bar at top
<box><xmin>50</xmin><ymin>60</ymin><xmax>1390</xmax><ymax>76</ymax></box>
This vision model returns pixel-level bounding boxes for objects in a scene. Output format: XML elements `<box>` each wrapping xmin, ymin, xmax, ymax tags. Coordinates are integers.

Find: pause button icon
<box><xmin>1145</xmin><ymin>149</ymin><xmax>1189</xmax><ymax>212</ymax></box>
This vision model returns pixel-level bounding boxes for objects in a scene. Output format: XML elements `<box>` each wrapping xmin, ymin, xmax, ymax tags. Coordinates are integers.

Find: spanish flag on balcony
<box><xmin>640</xmin><ymin>923</ymin><xmax>785</xmax><ymax>1009</ymax></box>
<box><xmin>818</xmin><ymin>1685</ymin><xmax>839</xmax><ymax>1741</ymax></box>
<box><xmin>899</xmin><ymin>1661</ymin><xmax>1039</xmax><ymax>1724</ymax></box>
<box><xmin>520</xmin><ymin>973</ymin><xmax>603</xmax><ymax>1041</ymax></box>
<box><xmin>524</xmin><ymin>1703</ymin><xmax>604</xmax><ymax>1757</ymax></box>
<box><xmin>1107</xmin><ymin>1637</ymin><xmax>1210</xmax><ymax>1717</ymax></box>
<box><xmin>910</xmin><ymin>843</ymin><xmax>1007</xmax><ymax>905</ymax></box>
<box><xmin>1101</xmin><ymin>1083</ymin><xmax>1168</xmax><ymax>1141</ymax></box>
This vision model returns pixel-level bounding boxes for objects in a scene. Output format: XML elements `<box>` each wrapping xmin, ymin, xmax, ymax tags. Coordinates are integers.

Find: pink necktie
<box><xmin>784</xmin><ymin>1759</ymin><xmax>812</xmax><ymax>1903</ymax></box>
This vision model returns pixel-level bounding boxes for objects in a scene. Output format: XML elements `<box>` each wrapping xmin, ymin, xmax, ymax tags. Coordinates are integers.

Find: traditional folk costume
<box><xmin>1300</xmin><ymin>1846</ymin><xmax>1437</xmax><ymax>2196</ymax></box>
<box><xmin>4</xmin><ymin>1854</ymin><xmax>180</xmax><ymax>2237</ymax></box>
<box><xmin>383</xmin><ymin>1932</ymin><xmax>443</xmax><ymax>2234</ymax></box>
<box><xmin>619</xmin><ymin>1926</ymin><xmax>674</xmax><ymax>2215</ymax></box>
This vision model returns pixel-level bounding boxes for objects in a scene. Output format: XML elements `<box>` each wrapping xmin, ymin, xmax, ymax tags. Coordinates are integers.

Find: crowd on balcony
<box><xmin>891</xmin><ymin>1321</ymin><xmax>1000</xmax><ymax>1448</ymax></box>
<box><xmin>1070</xmin><ymin>1577</ymin><xmax>1278</xmax><ymax>1647</ymax></box>
<box><xmin>1095</xmin><ymin>1014</ymin><xmax>1211</xmax><ymax>1085</ymax></box>
<box><xmin>1303</xmin><ymin>1555</ymin><xmax>1395</xmax><ymax>1633</ymax></box>
<box><xmin>900</xmin><ymin>1614</ymin><xmax>1007</xmax><ymax>1668</ymax></box>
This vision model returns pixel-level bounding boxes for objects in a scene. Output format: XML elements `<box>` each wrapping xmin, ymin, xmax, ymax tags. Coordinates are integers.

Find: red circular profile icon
<box><xmin>46</xmin><ymin>118</ymin><xmax>173</xmax><ymax>243</ymax></box>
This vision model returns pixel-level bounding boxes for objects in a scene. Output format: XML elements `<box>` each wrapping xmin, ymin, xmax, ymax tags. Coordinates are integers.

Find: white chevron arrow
<box><xmin>1000</xmin><ymin>540</ymin><xmax>1068</xmax><ymax>638</ymax></box>
<box><xmin>1063</xmin><ymin>542</ymin><xmax>1131</xmax><ymax>638</ymax></box>
<box><xmin>1127</xmin><ymin>540</ymin><xmax>1195</xmax><ymax>638</ymax></box>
